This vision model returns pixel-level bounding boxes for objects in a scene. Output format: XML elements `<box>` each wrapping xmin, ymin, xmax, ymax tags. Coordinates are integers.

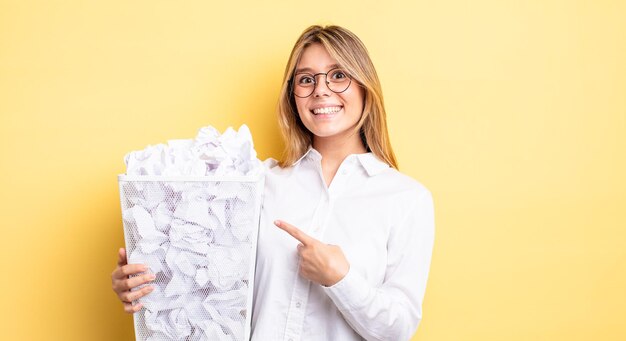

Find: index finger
<box><xmin>274</xmin><ymin>220</ymin><xmax>315</xmax><ymax>246</ymax></box>
<box><xmin>113</xmin><ymin>263</ymin><xmax>148</xmax><ymax>279</ymax></box>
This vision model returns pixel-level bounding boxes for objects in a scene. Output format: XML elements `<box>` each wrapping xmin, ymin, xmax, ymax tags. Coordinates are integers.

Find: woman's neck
<box><xmin>313</xmin><ymin>133</ymin><xmax>366</xmax><ymax>161</ymax></box>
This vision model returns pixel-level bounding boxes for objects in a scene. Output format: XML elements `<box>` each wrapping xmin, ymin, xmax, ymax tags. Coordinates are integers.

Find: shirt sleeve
<box><xmin>322</xmin><ymin>188</ymin><xmax>435</xmax><ymax>341</ymax></box>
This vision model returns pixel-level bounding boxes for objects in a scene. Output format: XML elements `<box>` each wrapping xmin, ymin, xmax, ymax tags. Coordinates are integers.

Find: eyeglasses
<box><xmin>291</xmin><ymin>67</ymin><xmax>353</xmax><ymax>98</ymax></box>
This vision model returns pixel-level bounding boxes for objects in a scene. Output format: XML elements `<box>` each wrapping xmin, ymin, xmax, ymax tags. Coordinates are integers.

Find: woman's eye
<box><xmin>331</xmin><ymin>70</ymin><xmax>347</xmax><ymax>79</ymax></box>
<box><xmin>298</xmin><ymin>75</ymin><xmax>314</xmax><ymax>84</ymax></box>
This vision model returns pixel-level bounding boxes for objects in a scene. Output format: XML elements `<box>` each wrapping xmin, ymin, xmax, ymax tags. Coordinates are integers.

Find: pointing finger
<box><xmin>274</xmin><ymin>220</ymin><xmax>316</xmax><ymax>246</ymax></box>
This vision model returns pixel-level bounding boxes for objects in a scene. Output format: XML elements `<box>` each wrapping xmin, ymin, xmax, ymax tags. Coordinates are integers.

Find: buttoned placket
<box><xmin>282</xmin><ymin>155</ymin><xmax>358</xmax><ymax>341</ymax></box>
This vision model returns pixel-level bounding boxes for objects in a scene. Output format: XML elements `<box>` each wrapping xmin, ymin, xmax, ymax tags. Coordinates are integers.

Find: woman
<box><xmin>112</xmin><ymin>25</ymin><xmax>435</xmax><ymax>341</ymax></box>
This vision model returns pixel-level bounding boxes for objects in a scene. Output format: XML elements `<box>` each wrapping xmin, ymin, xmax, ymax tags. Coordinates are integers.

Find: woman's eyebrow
<box><xmin>295</xmin><ymin>64</ymin><xmax>340</xmax><ymax>74</ymax></box>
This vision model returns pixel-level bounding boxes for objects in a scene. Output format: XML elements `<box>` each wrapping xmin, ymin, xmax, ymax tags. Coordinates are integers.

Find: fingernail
<box><xmin>146</xmin><ymin>286</ymin><xmax>154</xmax><ymax>292</ymax></box>
<box><xmin>148</xmin><ymin>274</ymin><xmax>156</xmax><ymax>280</ymax></box>
<box><xmin>274</xmin><ymin>220</ymin><xmax>280</xmax><ymax>226</ymax></box>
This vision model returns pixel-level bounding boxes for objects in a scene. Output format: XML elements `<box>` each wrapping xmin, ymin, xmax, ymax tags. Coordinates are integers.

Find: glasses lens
<box><xmin>327</xmin><ymin>68</ymin><xmax>351</xmax><ymax>93</ymax></box>
<box><xmin>293</xmin><ymin>73</ymin><xmax>315</xmax><ymax>98</ymax></box>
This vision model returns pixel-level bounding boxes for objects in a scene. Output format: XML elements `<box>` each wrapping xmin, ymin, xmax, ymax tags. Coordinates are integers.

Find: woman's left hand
<box><xmin>275</xmin><ymin>220</ymin><xmax>350</xmax><ymax>287</ymax></box>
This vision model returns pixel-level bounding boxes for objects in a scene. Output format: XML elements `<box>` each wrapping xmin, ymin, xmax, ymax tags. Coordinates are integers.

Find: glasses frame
<box><xmin>290</xmin><ymin>67</ymin><xmax>353</xmax><ymax>98</ymax></box>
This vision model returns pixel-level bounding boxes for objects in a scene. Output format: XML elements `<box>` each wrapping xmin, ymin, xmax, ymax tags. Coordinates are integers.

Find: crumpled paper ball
<box><xmin>124</xmin><ymin>124</ymin><xmax>263</xmax><ymax>177</ymax></box>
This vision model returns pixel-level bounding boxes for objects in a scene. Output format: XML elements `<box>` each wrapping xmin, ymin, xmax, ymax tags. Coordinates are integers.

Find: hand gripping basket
<box><xmin>118</xmin><ymin>174</ymin><xmax>264</xmax><ymax>341</ymax></box>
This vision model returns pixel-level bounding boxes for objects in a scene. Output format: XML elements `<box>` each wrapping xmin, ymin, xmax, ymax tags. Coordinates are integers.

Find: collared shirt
<box><xmin>251</xmin><ymin>148</ymin><xmax>435</xmax><ymax>341</ymax></box>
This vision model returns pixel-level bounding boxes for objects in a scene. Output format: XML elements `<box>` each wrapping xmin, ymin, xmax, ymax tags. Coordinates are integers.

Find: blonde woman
<box><xmin>112</xmin><ymin>25</ymin><xmax>435</xmax><ymax>341</ymax></box>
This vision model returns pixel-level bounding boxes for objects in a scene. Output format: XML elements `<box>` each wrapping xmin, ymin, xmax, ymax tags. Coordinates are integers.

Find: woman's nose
<box><xmin>312</xmin><ymin>77</ymin><xmax>331</xmax><ymax>97</ymax></box>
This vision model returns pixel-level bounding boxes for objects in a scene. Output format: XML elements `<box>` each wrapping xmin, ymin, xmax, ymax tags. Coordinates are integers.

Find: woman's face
<box><xmin>293</xmin><ymin>43</ymin><xmax>365</xmax><ymax>146</ymax></box>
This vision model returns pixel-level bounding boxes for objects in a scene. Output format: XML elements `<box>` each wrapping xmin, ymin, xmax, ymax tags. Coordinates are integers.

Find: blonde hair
<box><xmin>277</xmin><ymin>25</ymin><xmax>398</xmax><ymax>169</ymax></box>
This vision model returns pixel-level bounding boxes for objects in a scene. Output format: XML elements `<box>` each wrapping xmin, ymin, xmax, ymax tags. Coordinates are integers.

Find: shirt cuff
<box><xmin>322</xmin><ymin>266</ymin><xmax>372</xmax><ymax>311</ymax></box>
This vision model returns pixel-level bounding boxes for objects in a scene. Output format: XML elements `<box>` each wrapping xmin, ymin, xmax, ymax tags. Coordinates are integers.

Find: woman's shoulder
<box><xmin>377</xmin><ymin>167</ymin><xmax>432</xmax><ymax>201</ymax></box>
<box><xmin>262</xmin><ymin>158</ymin><xmax>279</xmax><ymax>170</ymax></box>
<box><xmin>262</xmin><ymin>158</ymin><xmax>289</xmax><ymax>174</ymax></box>
<box><xmin>356</xmin><ymin>152</ymin><xmax>430</xmax><ymax>198</ymax></box>
<box><xmin>261</xmin><ymin>158</ymin><xmax>296</xmax><ymax>182</ymax></box>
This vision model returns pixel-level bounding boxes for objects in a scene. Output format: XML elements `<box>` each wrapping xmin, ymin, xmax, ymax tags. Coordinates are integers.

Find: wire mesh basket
<box><xmin>118</xmin><ymin>174</ymin><xmax>264</xmax><ymax>341</ymax></box>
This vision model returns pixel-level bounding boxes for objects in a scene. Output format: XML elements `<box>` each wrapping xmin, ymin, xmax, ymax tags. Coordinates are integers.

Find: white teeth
<box><xmin>312</xmin><ymin>106</ymin><xmax>342</xmax><ymax>115</ymax></box>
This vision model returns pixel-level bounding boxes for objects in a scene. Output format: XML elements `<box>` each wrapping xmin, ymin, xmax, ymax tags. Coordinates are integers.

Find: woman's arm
<box><xmin>322</xmin><ymin>189</ymin><xmax>435</xmax><ymax>341</ymax></box>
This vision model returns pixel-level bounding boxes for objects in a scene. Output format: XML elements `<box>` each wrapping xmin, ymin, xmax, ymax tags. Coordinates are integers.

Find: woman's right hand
<box><xmin>111</xmin><ymin>247</ymin><xmax>155</xmax><ymax>314</ymax></box>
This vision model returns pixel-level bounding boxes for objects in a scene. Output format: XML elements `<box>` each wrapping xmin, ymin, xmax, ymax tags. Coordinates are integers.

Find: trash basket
<box><xmin>118</xmin><ymin>174</ymin><xmax>264</xmax><ymax>341</ymax></box>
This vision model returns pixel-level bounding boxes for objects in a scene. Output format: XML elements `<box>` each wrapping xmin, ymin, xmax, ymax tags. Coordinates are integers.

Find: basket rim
<box><xmin>118</xmin><ymin>174</ymin><xmax>263</xmax><ymax>182</ymax></box>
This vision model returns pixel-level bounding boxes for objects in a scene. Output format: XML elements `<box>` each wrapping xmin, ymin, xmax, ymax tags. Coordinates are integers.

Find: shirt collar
<box><xmin>356</xmin><ymin>152</ymin><xmax>390</xmax><ymax>176</ymax></box>
<box><xmin>291</xmin><ymin>146</ymin><xmax>319</xmax><ymax>166</ymax></box>
<box><xmin>292</xmin><ymin>146</ymin><xmax>390</xmax><ymax>177</ymax></box>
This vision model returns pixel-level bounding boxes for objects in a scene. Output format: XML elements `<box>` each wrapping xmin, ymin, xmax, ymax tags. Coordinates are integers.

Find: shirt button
<box><xmin>295</xmin><ymin>302</ymin><xmax>301</xmax><ymax>308</ymax></box>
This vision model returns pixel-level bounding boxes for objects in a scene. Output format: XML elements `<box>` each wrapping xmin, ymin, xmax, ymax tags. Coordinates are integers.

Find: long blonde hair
<box><xmin>277</xmin><ymin>25</ymin><xmax>398</xmax><ymax>169</ymax></box>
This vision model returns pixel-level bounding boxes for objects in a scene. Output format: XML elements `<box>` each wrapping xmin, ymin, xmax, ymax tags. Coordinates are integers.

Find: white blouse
<box><xmin>251</xmin><ymin>148</ymin><xmax>435</xmax><ymax>341</ymax></box>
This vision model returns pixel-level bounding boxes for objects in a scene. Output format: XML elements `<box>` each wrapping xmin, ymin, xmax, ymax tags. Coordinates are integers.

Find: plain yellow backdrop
<box><xmin>1</xmin><ymin>0</ymin><xmax>624</xmax><ymax>340</ymax></box>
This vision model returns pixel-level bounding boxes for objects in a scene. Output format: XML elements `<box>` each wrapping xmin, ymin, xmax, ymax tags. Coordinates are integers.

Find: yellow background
<box><xmin>1</xmin><ymin>0</ymin><xmax>624</xmax><ymax>340</ymax></box>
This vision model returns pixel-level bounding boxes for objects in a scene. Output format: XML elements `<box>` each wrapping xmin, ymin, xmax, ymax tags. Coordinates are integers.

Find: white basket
<box><xmin>118</xmin><ymin>174</ymin><xmax>264</xmax><ymax>341</ymax></box>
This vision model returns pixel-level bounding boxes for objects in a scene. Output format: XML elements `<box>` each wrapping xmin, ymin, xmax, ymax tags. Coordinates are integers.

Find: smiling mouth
<box><xmin>311</xmin><ymin>106</ymin><xmax>343</xmax><ymax>115</ymax></box>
